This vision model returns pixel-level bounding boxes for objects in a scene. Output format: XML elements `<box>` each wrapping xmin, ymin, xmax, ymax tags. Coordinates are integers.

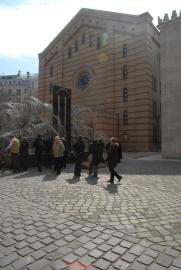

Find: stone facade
<box><xmin>158</xmin><ymin>11</ymin><xmax>181</xmax><ymax>158</ymax></box>
<box><xmin>0</xmin><ymin>71</ymin><xmax>38</xmax><ymax>103</ymax></box>
<box><xmin>38</xmin><ymin>8</ymin><xmax>161</xmax><ymax>151</ymax></box>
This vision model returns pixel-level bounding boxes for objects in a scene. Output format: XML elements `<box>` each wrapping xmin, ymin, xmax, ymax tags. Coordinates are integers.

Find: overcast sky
<box><xmin>0</xmin><ymin>0</ymin><xmax>180</xmax><ymax>75</ymax></box>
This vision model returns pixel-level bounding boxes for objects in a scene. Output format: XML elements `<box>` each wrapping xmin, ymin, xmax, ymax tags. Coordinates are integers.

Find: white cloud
<box><xmin>0</xmin><ymin>0</ymin><xmax>180</xmax><ymax>58</ymax></box>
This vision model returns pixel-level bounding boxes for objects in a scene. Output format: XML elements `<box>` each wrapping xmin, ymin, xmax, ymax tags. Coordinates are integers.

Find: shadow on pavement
<box><xmin>103</xmin><ymin>182</ymin><xmax>119</xmax><ymax>194</ymax></box>
<box><xmin>66</xmin><ymin>176</ymin><xmax>80</xmax><ymax>184</ymax></box>
<box><xmin>43</xmin><ymin>173</ymin><xmax>57</xmax><ymax>181</ymax></box>
<box><xmin>85</xmin><ymin>175</ymin><xmax>98</xmax><ymax>185</ymax></box>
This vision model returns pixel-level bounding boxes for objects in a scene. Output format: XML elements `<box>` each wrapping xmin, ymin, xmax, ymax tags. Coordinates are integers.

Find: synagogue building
<box><xmin>38</xmin><ymin>8</ymin><xmax>161</xmax><ymax>151</ymax></box>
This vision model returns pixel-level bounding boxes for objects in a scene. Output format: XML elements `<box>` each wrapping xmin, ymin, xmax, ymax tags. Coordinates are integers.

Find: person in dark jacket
<box><xmin>33</xmin><ymin>134</ymin><xmax>44</xmax><ymax>172</ymax></box>
<box><xmin>61</xmin><ymin>137</ymin><xmax>67</xmax><ymax>169</ymax></box>
<box><xmin>107</xmin><ymin>137</ymin><xmax>122</xmax><ymax>184</ymax></box>
<box><xmin>88</xmin><ymin>140</ymin><xmax>102</xmax><ymax>177</ymax></box>
<box><xmin>44</xmin><ymin>136</ymin><xmax>53</xmax><ymax>169</ymax></box>
<box><xmin>73</xmin><ymin>136</ymin><xmax>85</xmax><ymax>177</ymax></box>
<box><xmin>19</xmin><ymin>137</ymin><xmax>29</xmax><ymax>171</ymax></box>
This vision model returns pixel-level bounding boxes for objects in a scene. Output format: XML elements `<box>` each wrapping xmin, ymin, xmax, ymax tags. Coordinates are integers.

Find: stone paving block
<box><xmin>40</xmin><ymin>236</ymin><xmax>54</xmax><ymax>245</ymax></box>
<box><xmin>30</xmin><ymin>241</ymin><xmax>45</xmax><ymax>250</ymax></box>
<box><xmin>57</xmin><ymin>246</ymin><xmax>73</xmax><ymax>256</ymax></box>
<box><xmin>120</xmin><ymin>240</ymin><xmax>133</xmax><ymax>248</ymax></box>
<box><xmin>78</xmin><ymin>254</ymin><xmax>96</xmax><ymax>266</ymax></box>
<box><xmin>93</xmin><ymin>258</ymin><xmax>111</xmax><ymax>269</ymax></box>
<box><xmin>17</xmin><ymin>247</ymin><xmax>33</xmax><ymax>257</ymax></box>
<box><xmin>63</xmin><ymin>234</ymin><xmax>77</xmax><ymax>242</ymax></box>
<box><xmin>0</xmin><ymin>253</ymin><xmax>18</xmax><ymax>267</ymax></box>
<box><xmin>46</xmin><ymin>250</ymin><xmax>63</xmax><ymax>261</ymax></box>
<box><xmin>173</xmin><ymin>257</ymin><xmax>181</xmax><ymax>268</ymax></box>
<box><xmin>78</xmin><ymin>235</ymin><xmax>92</xmax><ymax>244</ymax></box>
<box><xmin>83</xmin><ymin>242</ymin><xmax>97</xmax><ymax>251</ymax></box>
<box><xmin>112</xmin><ymin>245</ymin><xmax>127</xmax><ymax>255</ymax></box>
<box><xmin>73</xmin><ymin>247</ymin><xmax>88</xmax><ymax>256</ymax></box>
<box><xmin>92</xmin><ymin>238</ymin><xmax>105</xmax><ymax>244</ymax></box>
<box><xmin>99</xmin><ymin>233</ymin><xmax>111</xmax><ymax>240</ymax></box>
<box><xmin>43</xmin><ymin>243</ymin><xmax>58</xmax><ymax>253</ymax></box>
<box><xmin>144</xmin><ymin>248</ymin><xmax>159</xmax><ymax>258</ymax></box>
<box><xmin>12</xmin><ymin>255</ymin><xmax>34</xmax><ymax>270</ymax></box>
<box><xmin>130</xmin><ymin>261</ymin><xmax>147</xmax><ymax>270</ymax></box>
<box><xmin>51</xmin><ymin>259</ymin><xmax>67</xmax><ymax>270</ymax></box>
<box><xmin>129</xmin><ymin>245</ymin><xmax>145</xmax><ymax>256</ymax></box>
<box><xmin>148</xmin><ymin>263</ymin><xmax>168</xmax><ymax>270</ymax></box>
<box><xmin>164</xmin><ymin>247</ymin><xmax>180</xmax><ymax>257</ymax></box>
<box><xmin>121</xmin><ymin>252</ymin><xmax>137</xmax><ymax>263</ymax></box>
<box><xmin>63</xmin><ymin>253</ymin><xmax>79</xmax><ymax>264</ymax></box>
<box><xmin>15</xmin><ymin>241</ymin><xmax>29</xmax><ymax>249</ymax></box>
<box><xmin>137</xmin><ymin>254</ymin><xmax>154</xmax><ymax>265</ymax></box>
<box><xmin>27</xmin><ymin>258</ymin><xmax>50</xmax><ymax>270</ymax></box>
<box><xmin>156</xmin><ymin>253</ymin><xmax>174</xmax><ymax>267</ymax></box>
<box><xmin>31</xmin><ymin>250</ymin><xmax>46</xmax><ymax>260</ymax></box>
<box><xmin>89</xmin><ymin>249</ymin><xmax>103</xmax><ymax>258</ymax></box>
<box><xmin>55</xmin><ymin>239</ymin><xmax>67</xmax><ymax>247</ymax></box>
<box><xmin>103</xmin><ymin>251</ymin><xmax>120</xmax><ymax>262</ymax></box>
<box><xmin>113</xmin><ymin>259</ymin><xmax>130</xmax><ymax>269</ymax></box>
<box><xmin>106</xmin><ymin>236</ymin><xmax>121</xmax><ymax>246</ymax></box>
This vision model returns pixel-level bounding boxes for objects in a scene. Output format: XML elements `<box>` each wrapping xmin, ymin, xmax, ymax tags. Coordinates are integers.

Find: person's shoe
<box><xmin>108</xmin><ymin>179</ymin><xmax>114</xmax><ymax>183</ymax></box>
<box><xmin>118</xmin><ymin>176</ymin><xmax>122</xmax><ymax>182</ymax></box>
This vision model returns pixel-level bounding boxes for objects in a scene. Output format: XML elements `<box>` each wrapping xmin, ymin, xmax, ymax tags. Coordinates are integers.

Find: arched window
<box><xmin>123</xmin><ymin>65</ymin><xmax>128</xmax><ymax>79</ymax></box>
<box><xmin>123</xmin><ymin>88</ymin><xmax>128</xmax><ymax>102</ymax></box>
<box><xmin>123</xmin><ymin>44</ymin><xmax>128</xmax><ymax>57</ymax></box>
<box><xmin>123</xmin><ymin>111</ymin><xmax>128</xmax><ymax>125</ymax></box>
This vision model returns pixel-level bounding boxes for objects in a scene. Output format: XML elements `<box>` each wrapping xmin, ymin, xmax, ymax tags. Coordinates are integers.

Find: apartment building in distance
<box><xmin>0</xmin><ymin>71</ymin><xmax>38</xmax><ymax>103</ymax></box>
<box><xmin>158</xmin><ymin>11</ymin><xmax>181</xmax><ymax>158</ymax></box>
<box><xmin>38</xmin><ymin>8</ymin><xmax>161</xmax><ymax>151</ymax></box>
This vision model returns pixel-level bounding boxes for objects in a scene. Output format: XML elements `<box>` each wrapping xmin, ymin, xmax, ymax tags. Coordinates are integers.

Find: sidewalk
<box><xmin>0</xmin><ymin>158</ymin><xmax>181</xmax><ymax>269</ymax></box>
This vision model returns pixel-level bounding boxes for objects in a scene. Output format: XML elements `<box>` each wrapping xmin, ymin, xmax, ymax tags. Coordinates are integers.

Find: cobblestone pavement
<box><xmin>0</xmin><ymin>158</ymin><xmax>181</xmax><ymax>269</ymax></box>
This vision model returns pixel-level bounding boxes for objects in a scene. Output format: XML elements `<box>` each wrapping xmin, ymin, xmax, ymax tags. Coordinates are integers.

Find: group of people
<box><xmin>73</xmin><ymin>136</ymin><xmax>122</xmax><ymax>184</ymax></box>
<box><xmin>1</xmin><ymin>134</ymin><xmax>67</xmax><ymax>175</ymax></box>
<box><xmin>1</xmin><ymin>134</ymin><xmax>123</xmax><ymax>184</ymax></box>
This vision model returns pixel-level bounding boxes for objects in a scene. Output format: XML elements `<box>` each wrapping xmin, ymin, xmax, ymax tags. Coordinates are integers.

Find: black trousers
<box><xmin>54</xmin><ymin>157</ymin><xmax>62</xmax><ymax>174</ymax></box>
<box><xmin>11</xmin><ymin>153</ymin><xmax>20</xmax><ymax>172</ymax></box>
<box><xmin>108</xmin><ymin>165</ymin><xmax>120</xmax><ymax>181</ymax></box>
<box><xmin>74</xmin><ymin>153</ymin><xmax>83</xmax><ymax>176</ymax></box>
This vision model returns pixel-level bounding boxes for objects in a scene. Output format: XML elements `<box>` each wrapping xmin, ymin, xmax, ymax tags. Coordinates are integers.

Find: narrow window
<box><xmin>68</xmin><ymin>48</ymin><xmax>72</xmax><ymax>59</ymax></box>
<box><xmin>123</xmin><ymin>111</ymin><xmax>128</xmax><ymax>125</ymax></box>
<box><xmin>75</xmin><ymin>40</ymin><xmax>78</xmax><ymax>52</ymax></box>
<box><xmin>123</xmin><ymin>44</ymin><xmax>128</xmax><ymax>57</ymax></box>
<box><xmin>17</xmin><ymin>89</ymin><xmax>21</xmax><ymax>95</ymax></box>
<box><xmin>89</xmin><ymin>35</ymin><xmax>93</xmax><ymax>47</ymax></box>
<box><xmin>49</xmin><ymin>83</ymin><xmax>53</xmax><ymax>94</ymax></box>
<box><xmin>123</xmin><ymin>88</ymin><xmax>128</xmax><ymax>102</ymax></box>
<box><xmin>96</xmin><ymin>36</ymin><xmax>101</xmax><ymax>49</ymax></box>
<box><xmin>81</xmin><ymin>33</ymin><xmax>85</xmax><ymax>45</ymax></box>
<box><xmin>50</xmin><ymin>66</ymin><xmax>53</xmax><ymax>77</ymax></box>
<box><xmin>123</xmin><ymin>65</ymin><xmax>128</xmax><ymax>80</ymax></box>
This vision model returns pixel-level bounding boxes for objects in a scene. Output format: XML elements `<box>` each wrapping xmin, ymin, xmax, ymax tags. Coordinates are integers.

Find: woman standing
<box><xmin>52</xmin><ymin>136</ymin><xmax>65</xmax><ymax>175</ymax></box>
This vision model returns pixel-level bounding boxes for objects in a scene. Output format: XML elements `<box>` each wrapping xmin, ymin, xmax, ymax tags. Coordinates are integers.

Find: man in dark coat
<box><xmin>107</xmin><ymin>137</ymin><xmax>122</xmax><ymax>183</ymax></box>
<box><xmin>88</xmin><ymin>140</ymin><xmax>102</xmax><ymax>177</ymax></box>
<box><xmin>19</xmin><ymin>137</ymin><xmax>29</xmax><ymax>171</ymax></box>
<box><xmin>33</xmin><ymin>134</ymin><xmax>44</xmax><ymax>172</ymax></box>
<box><xmin>73</xmin><ymin>136</ymin><xmax>85</xmax><ymax>177</ymax></box>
